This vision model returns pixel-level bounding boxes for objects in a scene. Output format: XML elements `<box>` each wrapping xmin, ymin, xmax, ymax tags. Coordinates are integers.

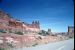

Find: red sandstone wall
<box><xmin>0</xmin><ymin>11</ymin><xmax>40</xmax><ymax>34</ymax></box>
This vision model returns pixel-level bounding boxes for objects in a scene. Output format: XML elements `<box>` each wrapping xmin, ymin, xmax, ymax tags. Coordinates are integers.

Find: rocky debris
<box><xmin>0</xmin><ymin>33</ymin><xmax>68</xmax><ymax>49</ymax></box>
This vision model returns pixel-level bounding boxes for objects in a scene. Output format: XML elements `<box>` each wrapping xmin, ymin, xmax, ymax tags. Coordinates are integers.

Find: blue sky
<box><xmin>0</xmin><ymin>0</ymin><xmax>74</xmax><ymax>32</ymax></box>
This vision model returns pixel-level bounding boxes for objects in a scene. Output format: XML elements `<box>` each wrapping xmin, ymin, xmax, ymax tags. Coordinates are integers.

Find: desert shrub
<box><xmin>0</xmin><ymin>29</ymin><xmax>6</xmax><ymax>33</ymax></box>
<box><xmin>15</xmin><ymin>31</ymin><xmax>23</xmax><ymax>35</ymax></box>
<box><xmin>7</xmin><ymin>43</ymin><xmax>13</xmax><ymax>48</ymax></box>
<box><xmin>32</xmin><ymin>43</ymin><xmax>38</xmax><ymax>46</ymax></box>
<box><xmin>0</xmin><ymin>48</ymin><xmax>5</xmax><ymax>50</ymax></box>
<box><xmin>38</xmin><ymin>30</ymin><xmax>50</xmax><ymax>36</ymax></box>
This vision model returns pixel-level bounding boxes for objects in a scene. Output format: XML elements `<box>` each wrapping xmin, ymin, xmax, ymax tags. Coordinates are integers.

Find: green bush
<box><xmin>7</xmin><ymin>43</ymin><xmax>13</xmax><ymax>48</ymax></box>
<box><xmin>38</xmin><ymin>32</ymin><xmax>42</xmax><ymax>35</ymax></box>
<box><xmin>15</xmin><ymin>31</ymin><xmax>23</xmax><ymax>35</ymax></box>
<box><xmin>0</xmin><ymin>29</ymin><xmax>6</xmax><ymax>33</ymax></box>
<box><xmin>38</xmin><ymin>32</ymin><xmax>46</xmax><ymax>36</ymax></box>
<box><xmin>38</xmin><ymin>31</ymin><xmax>49</xmax><ymax>36</ymax></box>
<box><xmin>32</xmin><ymin>43</ymin><xmax>38</xmax><ymax>46</ymax></box>
<box><xmin>0</xmin><ymin>48</ymin><xmax>5</xmax><ymax>50</ymax></box>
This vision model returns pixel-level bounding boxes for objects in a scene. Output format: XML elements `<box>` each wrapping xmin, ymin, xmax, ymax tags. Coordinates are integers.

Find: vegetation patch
<box><xmin>15</xmin><ymin>31</ymin><xmax>23</xmax><ymax>35</ymax></box>
<box><xmin>32</xmin><ymin>43</ymin><xmax>38</xmax><ymax>46</ymax></box>
<box><xmin>0</xmin><ymin>48</ymin><xmax>5</xmax><ymax>50</ymax></box>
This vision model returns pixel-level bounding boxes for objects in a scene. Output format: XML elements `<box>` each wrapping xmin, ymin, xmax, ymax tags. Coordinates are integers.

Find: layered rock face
<box><xmin>0</xmin><ymin>10</ymin><xmax>40</xmax><ymax>34</ymax></box>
